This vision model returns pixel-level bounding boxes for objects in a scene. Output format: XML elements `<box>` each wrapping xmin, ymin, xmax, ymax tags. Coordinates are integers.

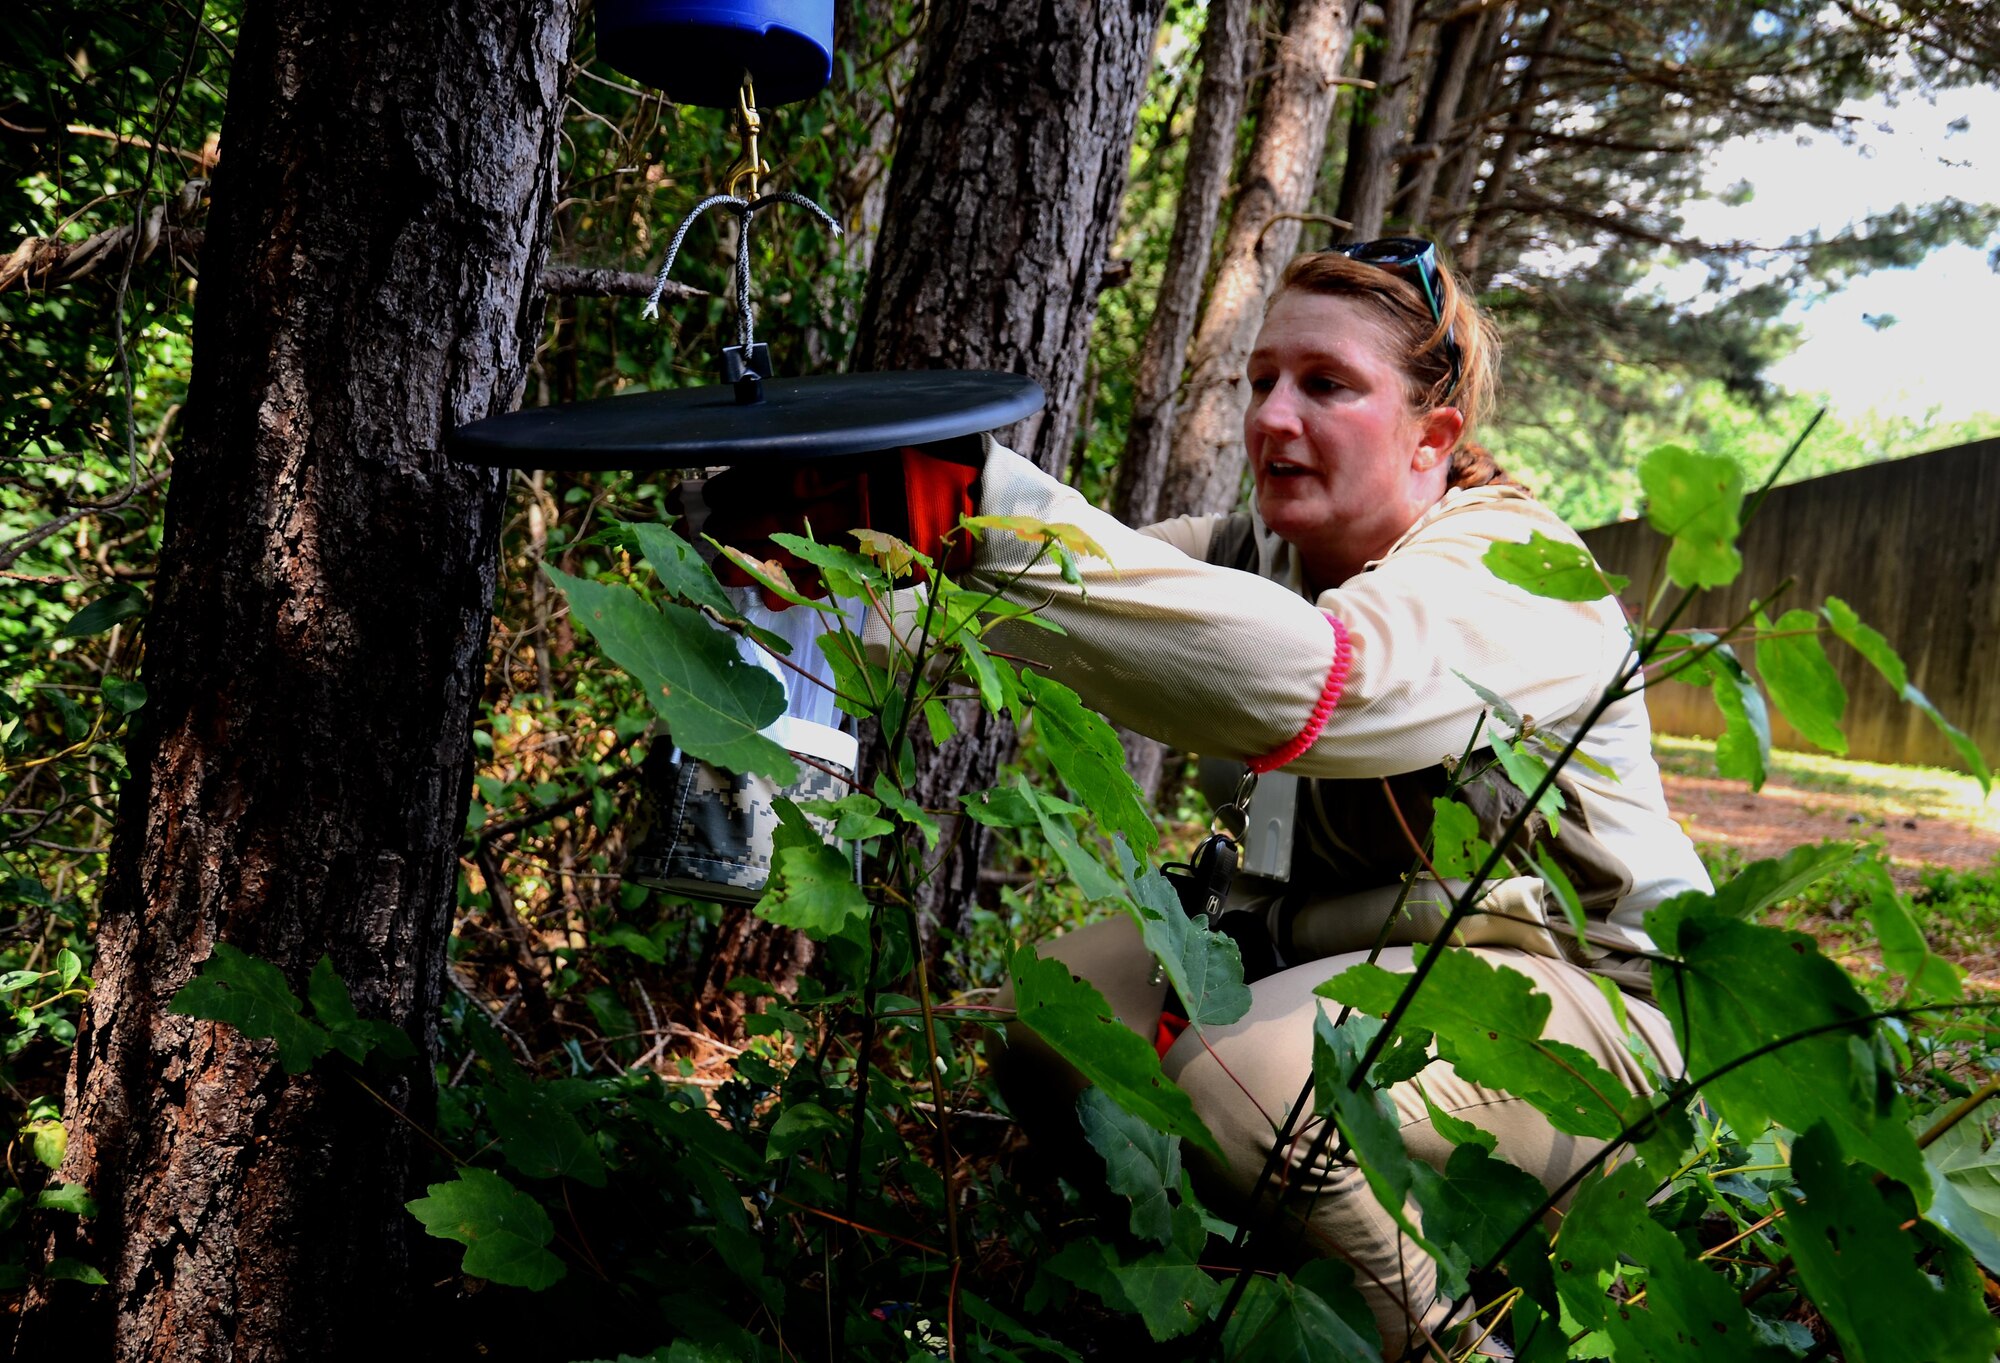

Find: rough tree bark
<box><xmin>1110</xmin><ymin>0</ymin><xmax>1255</xmax><ymax>529</ymax></box>
<box><xmin>1108</xmin><ymin>0</ymin><xmax>1254</xmax><ymax>803</ymax></box>
<box><xmin>17</xmin><ymin>0</ymin><xmax>576</xmax><ymax>1357</ymax></box>
<box><xmin>1332</xmin><ymin>0</ymin><xmax>1421</xmax><ymax>240</ymax></box>
<box><xmin>1394</xmin><ymin>0</ymin><xmax>1494</xmax><ymax>232</ymax></box>
<box><xmin>1461</xmin><ymin>1</ymin><xmax>1566</xmax><ymax>277</ymax></box>
<box><xmin>1154</xmin><ymin>0</ymin><xmax>1353</xmax><ymax>522</ymax></box>
<box><xmin>1431</xmin><ymin>4</ymin><xmax>1514</xmax><ymax>240</ymax></box>
<box><xmin>852</xmin><ymin>0</ymin><xmax>1164</xmax><ymax>936</ymax></box>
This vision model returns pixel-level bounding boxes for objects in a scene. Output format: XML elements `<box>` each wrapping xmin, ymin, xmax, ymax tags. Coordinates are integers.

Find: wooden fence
<box><xmin>1577</xmin><ymin>437</ymin><xmax>2000</xmax><ymax>773</ymax></box>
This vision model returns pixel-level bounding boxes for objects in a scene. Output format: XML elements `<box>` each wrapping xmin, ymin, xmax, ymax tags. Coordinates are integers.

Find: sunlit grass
<box><xmin>1653</xmin><ymin>733</ymin><xmax>1999</xmax><ymax>835</ymax></box>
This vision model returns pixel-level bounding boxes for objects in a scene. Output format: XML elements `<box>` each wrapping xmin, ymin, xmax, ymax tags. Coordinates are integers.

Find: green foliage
<box><xmin>168</xmin><ymin>945</ymin><xmax>411</xmax><ymax>1075</ymax></box>
<box><xmin>1640</xmin><ymin>444</ymin><xmax>1747</xmax><ymax>589</ymax></box>
<box><xmin>407</xmin><ymin>1168</ymin><xmax>566</xmax><ymax>1290</ymax></box>
<box><xmin>1076</xmin><ymin>1087</ymin><xmax>1180</xmax><ymax>1246</ymax></box>
<box><xmin>1482</xmin><ymin>531</ymin><xmax>1626</xmax><ymax>601</ymax></box>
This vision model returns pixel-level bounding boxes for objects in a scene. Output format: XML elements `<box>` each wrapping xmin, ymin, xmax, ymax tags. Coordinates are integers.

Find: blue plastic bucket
<box><xmin>596</xmin><ymin>0</ymin><xmax>834</xmax><ymax>107</ymax></box>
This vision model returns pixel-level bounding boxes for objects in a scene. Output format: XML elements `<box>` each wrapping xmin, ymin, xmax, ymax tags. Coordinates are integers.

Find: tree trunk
<box><xmin>17</xmin><ymin>1</ymin><xmax>576</xmax><ymax>1357</ymax></box>
<box><xmin>1332</xmin><ymin>0</ymin><xmax>1420</xmax><ymax>240</ymax></box>
<box><xmin>1431</xmin><ymin>3</ymin><xmax>1514</xmax><ymax>238</ymax></box>
<box><xmin>1154</xmin><ymin>0</ymin><xmax>1353</xmax><ymax>523</ymax></box>
<box><xmin>1110</xmin><ymin>0</ymin><xmax>1255</xmax><ymax>529</ymax></box>
<box><xmin>852</xmin><ymin>0</ymin><xmax>1164</xmax><ymax>939</ymax></box>
<box><xmin>1396</xmin><ymin>1</ymin><xmax>1487</xmax><ymax>232</ymax></box>
<box><xmin>1464</xmin><ymin>2</ymin><xmax>1571</xmax><ymax>277</ymax></box>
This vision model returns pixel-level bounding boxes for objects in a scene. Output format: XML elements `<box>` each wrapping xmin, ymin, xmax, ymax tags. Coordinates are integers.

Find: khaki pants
<box><xmin>996</xmin><ymin>915</ymin><xmax>1682</xmax><ymax>1359</ymax></box>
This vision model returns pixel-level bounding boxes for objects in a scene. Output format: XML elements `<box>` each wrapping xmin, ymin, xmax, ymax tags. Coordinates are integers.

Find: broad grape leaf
<box><xmin>958</xmin><ymin>785</ymin><xmax>1043</xmax><ymax>830</ymax></box>
<box><xmin>36</xmin><ymin>1184</ymin><xmax>94</xmax><ymax>1216</ymax></box>
<box><xmin>1219</xmin><ymin>1270</ymin><xmax>1380</xmax><ymax>1362</ymax></box>
<box><xmin>1310</xmin><ymin>1012</ymin><xmax>1445</xmax><ymax>1276</ymax></box>
<box><xmin>1704</xmin><ymin>642</ymin><xmax>1770</xmax><ymax>790</ymax></box>
<box><xmin>169</xmin><ymin>942</ymin><xmax>332</xmax><ymax>1074</ymax></box>
<box><xmin>850</xmin><ymin>527</ymin><xmax>928</xmax><ymax>574</ymax></box>
<box><xmin>1019</xmin><ymin>670</ymin><xmax>1155</xmax><ymax>852</ymax></box>
<box><xmin>1482</xmin><ymin>531</ymin><xmax>1624</xmax><ymax>601</ymax></box>
<box><xmin>794</xmin><ymin>792</ymin><xmax>895</xmax><ymax>841</ymax></box>
<box><xmin>1782</xmin><ymin>1124</ymin><xmax>2000</xmax><ymax>1363</ymax></box>
<box><xmin>1410</xmin><ymin>1142</ymin><xmax>1546</xmax><ymax>1299</ymax></box>
<box><xmin>872</xmin><ymin>773</ymin><xmax>941</xmax><ymax>850</ymax></box>
<box><xmin>1078</xmin><ymin>1086</ymin><xmax>1181</xmax><ymax>1245</ymax></box>
<box><xmin>708</xmin><ymin>541</ymin><xmax>828</xmax><ymax>610</ymax></box>
<box><xmin>1427</xmin><ymin>797</ymin><xmax>1491</xmax><ymax>880</ymax></box>
<box><xmin>1318</xmin><ymin>948</ymin><xmax>1628</xmax><ymax>1138</ymax></box>
<box><xmin>629</xmin><ymin>521</ymin><xmax>740</xmax><ymax>621</ymax></box>
<box><xmin>1854</xmin><ymin>855</ymin><xmax>1963</xmax><ymax>1002</ymax></box>
<box><xmin>307</xmin><ymin>956</ymin><xmax>414</xmax><ymax>1064</ymax></box>
<box><xmin>1646</xmin><ymin>841</ymin><xmax>1860</xmax><ymax>943</ymax></box>
<box><xmin>1754</xmin><ymin>608</ymin><xmax>1847</xmax><ymax>754</ymax></box>
<box><xmin>753</xmin><ymin>799</ymin><xmax>869</xmax><ymax>939</ymax></box>
<box><xmin>1124</xmin><ymin>865</ymin><xmax>1250</xmax><ymax>1026</ymax></box>
<box><xmin>407</xmin><ymin>1167</ymin><xmax>565</xmax><ymax>1290</ymax></box>
<box><xmin>1640</xmin><ymin>444</ymin><xmax>1744</xmax><ymax>589</ymax></box>
<box><xmin>485</xmin><ymin>1080</ymin><xmax>607</xmax><ymax>1186</ymax></box>
<box><xmin>1646</xmin><ymin>906</ymin><xmax>1929</xmax><ymax>1196</ymax></box>
<box><xmin>1555</xmin><ymin>1159</ymin><xmax>1769</xmax><ymax>1358</ymax></box>
<box><xmin>1047</xmin><ymin>1207</ymin><xmax>1220</xmax><ymax>1342</ymax></box>
<box><xmin>546</xmin><ymin>566</ymin><xmax>794</xmax><ymax>780</ymax></box>
<box><xmin>1825</xmin><ymin>597</ymin><xmax>1991</xmax><ymax>793</ymax></box>
<box><xmin>1007</xmin><ymin>946</ymin><xmax>1219</xmax><ymax>1156</ymax></box>
<box><xmin>958</xmin><ymin>633</ymin><xmax>1020</xmax><ymax>719</ymax></box>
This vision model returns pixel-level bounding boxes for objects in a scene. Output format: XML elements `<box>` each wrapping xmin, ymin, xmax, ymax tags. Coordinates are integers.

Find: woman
<box><xmin>965</xmin><ymin>242</ymin><xmax>1708</xmax><ymax>1357</ymax></box>
<box><xmin>717</xmin><ymin>239</ymin><xmax>1708</xmax><ymax>1355</ymax></box>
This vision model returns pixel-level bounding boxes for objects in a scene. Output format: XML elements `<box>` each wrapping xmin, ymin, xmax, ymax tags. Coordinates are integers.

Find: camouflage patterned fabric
<box><xmin>627</xmin><ymin>750</ymin><xmax>853</xmax><ymax>904</ymax></box>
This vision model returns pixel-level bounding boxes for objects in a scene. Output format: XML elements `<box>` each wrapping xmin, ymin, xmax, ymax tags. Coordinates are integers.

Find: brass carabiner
<box><xmin>723</xmin><ymin>73</ymin><xmax>770</xmax><ymax>199</ymax></box>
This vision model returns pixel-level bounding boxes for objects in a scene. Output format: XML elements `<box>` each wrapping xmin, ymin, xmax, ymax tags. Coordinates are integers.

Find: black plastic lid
<box><xmin>449</xmin><ymin>369</ymin><xmax>1044</xmax><ymax>470</ymax></box>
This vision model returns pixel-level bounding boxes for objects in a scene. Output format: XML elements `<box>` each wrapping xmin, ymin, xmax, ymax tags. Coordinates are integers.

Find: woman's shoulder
<box><xmin>1391</xmin><ymin>484</ymin><xmax>1581</xmax><ymax>556</ymax></box>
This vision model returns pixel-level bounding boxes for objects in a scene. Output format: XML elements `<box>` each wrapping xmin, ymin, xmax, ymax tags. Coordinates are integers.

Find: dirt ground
<box><xmin>1661</xmin><ymin>770</ymin><xmax>2000</xmax><ymax>888</ymax></box>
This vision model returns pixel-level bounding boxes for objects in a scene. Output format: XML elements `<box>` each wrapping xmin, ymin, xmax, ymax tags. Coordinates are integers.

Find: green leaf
<box><xmin>1123</xmin><ymin>867</ymin><xmax>1250</xmax><ymax>1027</ymax></box>
<box><xmin>1646</xmin><ymin>906</ymin><xmax>1929</xmax><ymax>1195</ymax></box>
<box><xmin>486</xmin><ymin>1082</ymin><xmax>607</xmax><ymax>1187</ymax></box>
<box><xmin>169</xmin><ymin>943</ymin><xmax>333</xmax><ymax>1074</ymax></box>
<box><xmin>1533</xmin><ymin>848</ymin><xmax>1589</xmax><ymax>948</ymax></box>
<box><xmin>871</xmin><ymin>774</ymin><xmax>941</xmax><ymax>850</ymax></box>
<box><xmin>1922</xmin><ymin>1117</ymin><xmax>2000</xmax><ymax>1275</ymax></box>
<box><xmin>1824</xmin><ymin>598</ymin><xmax>1990</xmax><ymax>794</ymax></box>
<box><xmin>545</xmin><ymin>566</ymin><xmax>794</xmax><ymax>781</ymax></box>
<box><xmin>795</xmin><ymin>792</ymin><xmax>895</xmax><ymax>841</ymax></box>
<box><xmin>36</xmin><ymin>1183</ymin><xmax>95</xmax><ymax>1216</ymax></box>
<box><xmin>764</xmin><ymin>1100</ymin><xmax>846</xmax><ymax>1161</ymax></box>
<box><xmin>1482</xmin><ymin>531</ymin><xmax>1624</xmax><ymax>601</ymax></box>
<box><xmin>1220</xmin><ymin>1271</ymin><xmax>1381</xmax><ymax>1362</ymax></box>
<box><xmin>44</xmin><ymin>1257</ymin><xmax>108</xmax><ymax>1285</ymax></box>
<box><xmin>100</xmin><ymin>676</ymin><xmax>147</xmax><ymax>715</ymax></box>
<box><xmin>1640</xmin><ymin>444</ymin><xmax>1745</xmax><ymax>589</ymax></box>
<box><xmin>958</xmin><ymin>634</ymin><xmax>1019</xmax><ymax>719</ymax></box>
<box><xmin>1782</xmin><ymin>1124</ymin><xmax>2000</xmax><ymax>1363</ymax></box>
<box><xmin>25</xmin><ymin>1118</ymin><xmax>65</xmax><ymax>1170</ymax></box>
<box><xmin>57</xmin><ymin>947</ymin><xmax>80</xmax><ymax>991</ymax></box>
<box><xmin>1007</xmin><ymin>946</ymin><xmax>1218</xmax><ymax>1157</ymax></box>
<box><xmin>1310</xmin><ymin>1011</ymin><xmax>1444</xmax><ymax>1274</ymax></box>
<box><xmin>1411</xmin><ymin>1142</ymin><xmax>1545</xmax><ymax>1296</ymax></box>
<box><xmin>1554</xmin><ymin>1159</ymin><xmax>1769</xmax><ymax>1356</ymax></box>
<box><xmin>306</xmin><ymin>956</ymin><xmax>415</xmax><ymax>1063</ymax></box>
<box><xmin>1489</xmin><ymin>733</ymin><xmax>1562</xmax><ymax>834</ymax></box>
<box><xmin>815</xmin><ymin>629</ymin><xmax>884</xmax><ymax>720</ymax></box>
<box><xmin>1453</xmin><ymin>670</ymin><xmax>1522</xmax><ymax>732</ymax></box>
<box><xmin>753</xmin><ymin>798</ymin><xmax>869</xmax><ymax>940</ymax></box>
<box><xmin>769</xmin><ymin>530</ymin><xmax>889</xmax><ymax>600</ymax></box>
<box><xmin>407</xmin><ymin>1167</ymin><xmax>565</xmax><ymax>1290</ymax></box>
<box><xmin>960</xmin><ymin>515</ymin><xmax>1110</xmax><ymax>564</ymax></box>
<box><xmin>1077</xmin><ymin>1087</ymin><xmax>1182</xmax><ymax>1246</ymax></box>
<box><xmin>1754</xmin><ymin>609</ymin><xmax>1847</xmax><ymax>754</ymax></box>
<box><xmin>57</xmin><ymin>588</ymin><xmax>146</xmax><ymax>638</ymax></box>
<box><xmin>1414</xmin><ymin>1082</ymin><xmax>1495</xmax><ymax>1153</ymax></box>
<box><xmin>1853</xmin><ymin>856</ymin><xmax>1963</xmax><ymax>1002</ymax></box>
<box><xmin>1019</xmin><ymin>779</ymin><xmax>1121</xmax><ymax>902</ymax></box>
<box><xmin>1047</xmin><ymin>1227</ymin><xmax>1221</xmax><ymax>1342</ymax></box>
<box><xmin>1019</xmin><ymin>671</ymin><xmax>1155</xmax><ymax>853</ymax></box>
<box><xmin>922</xmin><ymin>697</ymin><xmax>956</xmax><ymax>745</ymax></box>
<box><xmin>1427</xmin><ymin>797</ymin><xmax>1491</xmax><ymax>880</ymax></box>
<box><xmin>1318</xmin><ymin>948</ymin><xmax>1628</xmax><ymax>1139</ymax></box>
<box><xmin>1707</xmin><ymin>643</ymin><xmax>1770</xmax><ymax>791</ymax></box>
<box><xmin>629</xmin><ymin>520</ymin><xmax>741</xmax><ymax>621</ymax></box>
<box><xmin>959</xmin><ymin>786</ymin><xmax>1042</xmax><ymax>829</ymax></box>
<box><xmin>960</xmin><ymin>1291</ymin><xmax>1085</xmax><ymax>1362</ymax></box>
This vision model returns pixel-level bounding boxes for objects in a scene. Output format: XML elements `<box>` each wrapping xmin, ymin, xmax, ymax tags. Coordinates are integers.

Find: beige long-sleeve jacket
<box><xmin>965</xmin><ymin>438</ymin><xmax>1711</xmax><ymax>949</ymax></box>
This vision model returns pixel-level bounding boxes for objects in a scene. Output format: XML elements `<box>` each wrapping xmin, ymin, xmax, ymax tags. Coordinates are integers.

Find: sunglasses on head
<box><xmin>1331</xmin><ymin>236</ymin><xmax>1463</xmax><ymax>403</ymax></box>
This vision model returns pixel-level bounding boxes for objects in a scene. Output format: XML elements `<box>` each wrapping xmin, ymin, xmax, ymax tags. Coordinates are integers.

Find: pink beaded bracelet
<box><xmin>1247</xmin><ymin>611</ymin><xmax>1352</xmax><ymax>774</ymax></box>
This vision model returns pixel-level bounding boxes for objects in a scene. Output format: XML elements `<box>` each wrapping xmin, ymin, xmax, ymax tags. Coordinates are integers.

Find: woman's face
<box><xmin>1245</xmin><ymin>290</ymin><xmax>1462</xmax><ymax>587</ymax></box>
